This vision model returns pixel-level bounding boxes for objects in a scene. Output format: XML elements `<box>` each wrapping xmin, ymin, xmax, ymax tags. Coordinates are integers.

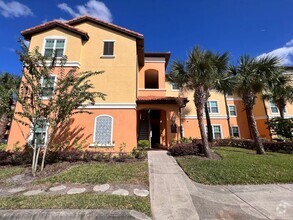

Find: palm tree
<box><xmin>262</xmin><ymin>73</ymin><xmax>293</xmax><ymax>118</ymax></box>
<box><xmin>0</xmin><ymin>72</ymin><xmax>21</xmax><ymax>141</ymax></box>
<box><xmin>229</xmin><ymin>55</ymin><xmax>282</xmax><ymax>154</ymax></box>
<box><xmin>168</xmin><ymin>46</ymin><xmax>230</xmax><ymax>158</ymax></box>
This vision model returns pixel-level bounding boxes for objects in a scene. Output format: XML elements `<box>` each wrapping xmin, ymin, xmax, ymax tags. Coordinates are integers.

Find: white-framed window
<box><xmin>228</xmin><ymin>105</ymin><xmax>237</xmax><ymax>116</ymax></box>
<box><xmin>226</xmin><ymin>91</ymin><xmax>233</xmax><ymax>96</ymax></box>
<box><xmin>30</xmin><ymin>119</ymin><xmax>49</xmax><ymax>147</ymax></box>
<box><xmin>269</xmin><ymin>101</ymin><xmax>286</xmax><ymax>114</ymax></box>
<box><xmin>206</xmin><ymin>125</ymin><xmax>222</xmax><ymax>139</ymax></box>
<box><xmin>41</xmin><ymin>75</ymin><xmax>56</xmax><ymax>98</ymax></box>
<box><xmin>44</xmin><ymin>38</ymin><xmax>66</xmax><ymax>57</ymax></box>
<box><xmin>94</xmin><ymin>115</ymin><xmax>114</xmax><ymax>146</ymax></box>
<box><xmin>207</xmin><ymin>101</ymin><xmax>219</xmax><ymax>113</ymax></box>
<box><xmin>103</xmin><ymin>40</ymin><xmax>114</xmax><ymax>56</ymax></box>
<box><xmin>231</xmin><ymin>126</ymin><xmax>240</xmax><ymax>137</ymax></box>
<box><xmin>171</xmin><ymin>83</ymin><xmax>179</xmax><ymax>91</ymax></box>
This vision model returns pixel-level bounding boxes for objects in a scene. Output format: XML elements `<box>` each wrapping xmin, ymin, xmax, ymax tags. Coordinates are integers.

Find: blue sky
<box><xmin>1</xmin><ymin>0</ymin><xmax>293</xmax><ymax>75</ymax></box>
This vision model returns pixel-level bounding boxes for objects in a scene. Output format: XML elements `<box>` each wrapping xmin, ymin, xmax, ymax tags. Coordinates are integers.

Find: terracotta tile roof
<box><xmin>21</xmin><ymin>20</ymin><xmax>89</xmax><ymax>41</ymax></box>
<box><xmin>66</xmin><ymin>15</ymin><xmax>144</xmax><ymax>39</ymax></box>
<box><xmin>137</xmin><ymin>96</ymin><xmax>188</xmax><ymax>106</ymax></box>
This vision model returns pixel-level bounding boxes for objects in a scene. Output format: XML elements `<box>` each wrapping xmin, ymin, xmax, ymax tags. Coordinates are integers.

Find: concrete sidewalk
<box><xmin>148</xmin><ymin>150</ymin><xmax>293</xmax><ymax>220</ymax></box>
<box><xmin>148</xmin><ymin>150</ymin><xmax>199</xmax><ymax>220</ymax></box>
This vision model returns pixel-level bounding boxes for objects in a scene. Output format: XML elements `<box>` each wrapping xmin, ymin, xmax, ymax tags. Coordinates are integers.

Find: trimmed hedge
<box><xmin>212</xmin><ymin>139</ymin><xmax>293</xmax><ymax>154</ymax></box>
<box><xmin>170</xmin><ymin>142</ymin><xmax>203</xmax><ymax>156</ymax></box>
<box><xmin>0</xmin><ymin>149</ymin><xmax>143</xmax><ymax>166</ymax></box>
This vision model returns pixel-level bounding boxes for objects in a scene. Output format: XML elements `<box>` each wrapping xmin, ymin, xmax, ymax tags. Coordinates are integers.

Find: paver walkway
<box><xmin>148</xmin><ymin>150</ymin><xmax>293</xmax><ymax>220</ymax></box>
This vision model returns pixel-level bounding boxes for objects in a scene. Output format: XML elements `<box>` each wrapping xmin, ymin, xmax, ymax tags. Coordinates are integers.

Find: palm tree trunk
<box><xmin>0</xmin><ymin>114</ymin><xmax>9</xmax><ymax>141</ymax></box>
<box><xmin>204</xmin><ymin>102</ymin><xmax>213</xmax><ymax>142</ymax></box>
<box><xmin>246</xmin><ymin>106</ymin><xmax>265</xmax><ymax>154</ymax></box>
<box><xmin>194</xmin><ymin>90</ymin><xmax>212</xmax><ymax>159</ymax></box>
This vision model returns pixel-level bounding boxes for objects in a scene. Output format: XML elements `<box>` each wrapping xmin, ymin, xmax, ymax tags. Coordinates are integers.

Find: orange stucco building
<box><xmin>7</xmin><ymin>16</ymin><xmax>293</xmax><ymax>152</ymax></box>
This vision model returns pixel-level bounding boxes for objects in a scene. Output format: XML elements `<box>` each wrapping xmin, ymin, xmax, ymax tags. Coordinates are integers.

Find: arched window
<box><xmin>145</xmin><ymin>69</ymin><xmax>159</xmax><ymax>89</ymax></box>
<box><xmin>94</xmin><ymin>115</ymin><xmax>113</xmax><ymax>145</ymax></box>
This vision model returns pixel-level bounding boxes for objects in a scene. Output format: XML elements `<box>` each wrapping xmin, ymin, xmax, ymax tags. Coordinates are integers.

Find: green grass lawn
<box><xmin>36</xmin><ymin>161</ymin><xmax>149</xmax><ymax>186</ymax></box>
<box><xmin>177</xmin><ymin>147</ymin><xmax>293</xmax><ymax>185</ymax></box>
<box><xmin>0</xmin><ymin>166</ymin><xmax>25</xmax><ymax>183</ymax></box>
<box><xmin>0</xmin><ymin>194</ymin><xmax>151</xmax><ymax>216</ymax></box>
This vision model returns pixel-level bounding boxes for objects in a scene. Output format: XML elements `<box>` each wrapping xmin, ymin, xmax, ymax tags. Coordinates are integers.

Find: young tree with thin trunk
<box><xmin>229</xmin><ymin>55</ymin><xmax>282</xmax><ymax>154</ymax></box>
<box><xmin>15</xmin><ymin>41</ymin><xmax>106</xmax><ymax>176</ymax></box>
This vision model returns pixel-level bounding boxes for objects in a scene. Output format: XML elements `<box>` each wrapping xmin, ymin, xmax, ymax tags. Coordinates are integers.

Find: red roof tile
<box><xmin>137</xmin><ymin>96</ymin><xmax>188</xmax><ymax>106</ymax></box>
<box><xmin>66</xmin><ymin>15</ymin><xmax>143</xmax><ymax>39</ymax></box>
<box><xmin>21</xmin><ymin>20</ymin><xmax>89</xmax><ymax>41</ymax></box>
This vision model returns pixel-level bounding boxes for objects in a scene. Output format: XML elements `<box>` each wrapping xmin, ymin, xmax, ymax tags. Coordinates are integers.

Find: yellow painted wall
<box><xmin>29</xmin><ymin>28</ymin><xmax>82</xmax><ymax>61</ymax></box>
<box><xmin>74</xmin><ymin>22</ymin><xmax>138</xmax><ymax>103</ymax></box>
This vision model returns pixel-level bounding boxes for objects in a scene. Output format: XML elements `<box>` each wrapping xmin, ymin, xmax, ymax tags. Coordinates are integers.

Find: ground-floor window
<box><xmin>30</xmin><ymin>119</ymin><xmax>48</xmax><ymax>147</ymax></box>
<box><xmin>231</xmin><ymin>126</ymin><xmax>240</xmax><ymax>138</ymax></box>
<box><xmin>94</xmin><ymin>115</ymin><xmax>113</xmax><ymax>145</ymax></box>
<box><xmin>206</xmin><ymin>125</ymin><xmax>222</xmax><ymax>139</ymax></box>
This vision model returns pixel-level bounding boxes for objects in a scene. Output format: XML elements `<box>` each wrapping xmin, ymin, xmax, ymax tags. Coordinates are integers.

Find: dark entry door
<box><xmin>150</xmin><ymin>110</ymin><xmax>161</xmax><ymax>146</ymax></box>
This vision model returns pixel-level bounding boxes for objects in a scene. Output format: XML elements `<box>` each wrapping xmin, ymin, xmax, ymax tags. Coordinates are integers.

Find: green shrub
<box><xmin>0</xmin><ymin>143</ymin><xmax>7</xmax><ymax>151</ymax></box>
<box><xmin>138</xmin><ymin>140</ymin><xmax>150</xmax><ymax>150</ymax></box>
<box><xmin>132</xmin><ymin>148</ymin><xmax>147</xmax><ymax>159</ymax></box>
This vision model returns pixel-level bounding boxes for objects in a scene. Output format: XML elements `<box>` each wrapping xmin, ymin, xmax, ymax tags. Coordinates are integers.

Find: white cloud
<box><xmin>258</xmin><ymin>39</ymin><xmax>293</xmax><ymax>65</ymax></box>
<box><xmin>0</xmin><ymin>0</ymin><xmax>33</xmax><ymax>18</ymax></box>
<box><xmin>57</xmin><ymin>0</ymin><xmax>112</xmax><ymax>22</ymax></box>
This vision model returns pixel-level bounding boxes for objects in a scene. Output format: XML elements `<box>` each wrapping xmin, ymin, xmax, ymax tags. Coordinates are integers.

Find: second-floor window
<box><xmin>44</xmin><ymin>39</ymin><xmax>65</xmax><ymax>57</ymax></box>
<box><xmin>171</xmin><ymin>83</ymin><xmax>179</xmax><ymax>91</ymax></box>
<box><xmin>207</xmin><ymin>101</ymin><xmax>219</xmax><ymax>113</ymax></box>
<box><xmin>103</xmin><ymin>41</ymin><xmax>114</xmax><ymax>56</ymax></box>
<box><xmin>41</xmin><ymin>75</ymin><xmax>56</xmax><ymax>98</ymax></box>
<box><xmin>228</xmin><ymin>105</ymin><xmax>237</xmax><ymax>116</ymax></box>
<box><xmin>269</xmin><ymin>101</ymin><xmax>286</xmax><ymax>114</ymax></box>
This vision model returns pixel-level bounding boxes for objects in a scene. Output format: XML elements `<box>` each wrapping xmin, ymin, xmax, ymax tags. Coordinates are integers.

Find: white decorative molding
<box><xmin>79</xmin><ymin>103</ymin><xmax>137</xmax><ymax>109</ymax></box>
<box><xmin>145</xmin><ymin>57</ymin><xmax>165</xmax><ymax>63</ymax></box>
<box><xmin>183</xmin><ymin>115</ymin><xmax>228</xmax><ymax>119</ymax></box>
<box><xmin>268</xmin><ymin>115</ymin><xmax>292</xmax><ymax>119</ymax></box>
<box><xmin>226</xmin><ymin>97</ymin><xmax>242</xmax><ymax>101</ymax></box>
<box><xmin>138</xmin><ymin>89</ymin><xmax>166</xmax><ymax>91</ymax></box>
<box><xmin>44</xmin><ymin>61</ymin><xmax>81</xmax><ymax>67</ymax></box>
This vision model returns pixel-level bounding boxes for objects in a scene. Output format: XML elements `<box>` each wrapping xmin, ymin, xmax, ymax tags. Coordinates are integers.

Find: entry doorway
<box><xmin>150</xmin><ymin>110</ymin><xmax>161</xmax><ymax>147</ymax></box>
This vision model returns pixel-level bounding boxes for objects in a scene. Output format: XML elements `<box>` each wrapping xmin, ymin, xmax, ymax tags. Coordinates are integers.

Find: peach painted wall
<box><xmin>138</xmin><ymin>59</ymin><xmax>166</xmax><ymax>97</ymax></box>
<box><xmin>7</xmin><ymin>67</ymin><xmax>78</xmax><ymax>149</ymax></box>
<box><xmin>8</xmin><ymin>108</ymin><xmax>137</xmax><ymax>152</ymax></box>
<box><xmin>256</xmin><ymin>119</ymin><xmax>271</xmax><ymax>139</ymax></box>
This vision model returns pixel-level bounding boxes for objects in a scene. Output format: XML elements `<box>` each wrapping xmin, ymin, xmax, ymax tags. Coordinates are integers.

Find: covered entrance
<box><xmin>136</xmin><ymin>96</ymin><xmax>188</xmax><ymax>148</ymax></box>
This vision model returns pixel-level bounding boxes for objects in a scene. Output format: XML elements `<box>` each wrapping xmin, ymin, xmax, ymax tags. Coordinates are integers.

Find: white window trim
<box><xmin>40</xmin><ymin>74</ymin><xmax>57</xmax><ymax>100</ymax></box>
<box><xmin>205</xmin><ymin>124</ymin><xmax>223</xmax><ymax>139</ymax></box>
<box><xmin>101</xmin><ymin>40</ymin><xmax>115</xmax><ymax>58</ymax></box>
<box><xmin>231</xmin><ymin>126</ymin><xmax>240</xmax><ymax>138</ymax></box>
<box><xmin>269</xmin><ymin>101</ymin><xmax>287</xmax><ymax>115</ymax></box>
<box><xmin>228</xmin><ymin>105</ymin><xmax>237</xmax><ymax>117</ymax></box>
<box><xmin>91</xmin><ymin>114</ymin><xmax>114</xmax><ymax>147</ymax></box>
<box><xmin>28</xmin><ymin>120</ymin><xmax>49</xmax><ymax>147</ymax></box>
<box><xmin>207</xmin><ymin>100</ymin><xmax>220</xmax><ymax>114</ymax></box>
<box><xmin>42</xmin><ymin>36</ymin><xmax>67</xmax><ymax>57</ymax></box>
<box><xmin>171</xmin><ymin>83</ymin><xmax>179</xmax><ymax>91</ymax></box>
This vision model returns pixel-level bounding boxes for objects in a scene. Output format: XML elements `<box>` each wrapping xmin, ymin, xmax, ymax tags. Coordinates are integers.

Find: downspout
<box><xmin>179</xmin><ymin>107</ymin><xmax>183</xmax><ymax>139</ymax></box>
<box><xmin>262</xmin><ymin>99</ymin><xmax>272</xmax><ymax>140</ymax></box>
<box><xmin>224</xmin><ymin>93</ymin><xmax>232</xmax><ymax>137</ymax></box>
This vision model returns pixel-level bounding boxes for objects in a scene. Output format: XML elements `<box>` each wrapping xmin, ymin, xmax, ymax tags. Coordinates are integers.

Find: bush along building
<box><xmin>7</xmin><ymin>16</ymin><xmax>293</xmax><ymax>152</ymax></box>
